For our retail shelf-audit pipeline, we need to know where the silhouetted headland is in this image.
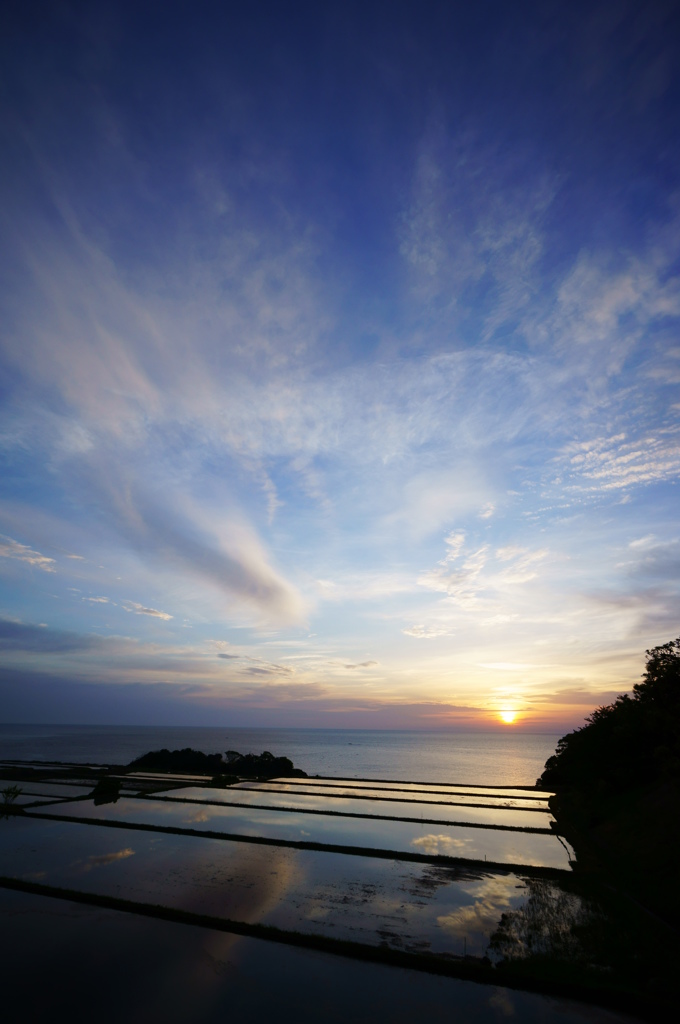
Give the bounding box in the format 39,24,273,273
538,637,680,921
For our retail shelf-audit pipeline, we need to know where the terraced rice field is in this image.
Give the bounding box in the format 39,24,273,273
1,764,634,1023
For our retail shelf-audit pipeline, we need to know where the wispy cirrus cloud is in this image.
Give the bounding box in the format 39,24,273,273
0,535,56,572
402,624,455,639
399,121,554,337
418,541,490,605
122,601,172,620
623,537,680,580
551,250,680,354
532,688,628,707
555,431,680,494
62,457,307,626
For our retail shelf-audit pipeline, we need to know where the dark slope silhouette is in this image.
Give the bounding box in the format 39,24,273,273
538,638,680,919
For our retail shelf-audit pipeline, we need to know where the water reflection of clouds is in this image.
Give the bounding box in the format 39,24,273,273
488,990,516,1017
79,848,135,872
305,905,331,920
438,902,493,934
40,797,571,868
269,780,553,802
468,874,521,907
197,787,552,828
436,874,521,943
242,781,551,810
411,834,470,855
186,809,212,824
1,816,551,963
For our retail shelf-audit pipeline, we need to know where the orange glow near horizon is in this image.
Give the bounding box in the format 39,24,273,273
499,709,518,724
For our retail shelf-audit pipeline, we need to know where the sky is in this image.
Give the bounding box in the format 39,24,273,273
1,0,679,731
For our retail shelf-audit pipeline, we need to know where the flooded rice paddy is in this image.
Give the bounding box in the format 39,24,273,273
2,767,638,1022
157,786,554,829
0,885,636,1024
4,782,98,799
216,781,552,810
0,813,549,957
37,793,572,868
285,778,551,799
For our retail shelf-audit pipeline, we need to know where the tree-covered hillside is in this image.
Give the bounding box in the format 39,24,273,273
539,638,680,793
539,638,680,921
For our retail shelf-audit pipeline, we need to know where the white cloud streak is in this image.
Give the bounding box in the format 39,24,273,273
0,535,56,572
122,602,173,620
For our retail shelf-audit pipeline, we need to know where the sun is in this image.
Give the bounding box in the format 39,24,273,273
499,709,517,724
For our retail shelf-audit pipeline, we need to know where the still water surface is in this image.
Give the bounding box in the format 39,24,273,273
0,725,560,785
275,779,551,799
0,750,638,1022
39,795,572,868
0,885,636,1024
0,814,556,957
167,786,555,830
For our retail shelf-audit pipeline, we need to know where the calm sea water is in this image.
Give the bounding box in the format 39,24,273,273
0,726,560,786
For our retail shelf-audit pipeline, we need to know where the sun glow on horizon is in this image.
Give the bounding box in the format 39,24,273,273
499,709,518,724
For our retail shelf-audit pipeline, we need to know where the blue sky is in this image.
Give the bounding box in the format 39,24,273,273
1,0,679,729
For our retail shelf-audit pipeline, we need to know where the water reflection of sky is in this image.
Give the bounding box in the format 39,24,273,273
0,886,635,1024
435,873,525,956
3,793,67,806
0,816,552,959
35,796,571,868
220,782,550,809
170,787,553,828
3,783,95,799
274,778,553,799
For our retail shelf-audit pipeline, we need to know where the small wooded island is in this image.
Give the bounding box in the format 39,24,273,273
83,749,307,804
127,747,308,780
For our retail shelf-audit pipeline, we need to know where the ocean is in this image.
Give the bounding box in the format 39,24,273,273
0,725,560,786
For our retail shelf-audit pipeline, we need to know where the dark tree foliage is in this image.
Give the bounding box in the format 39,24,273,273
489,879,599,963
225,750,307,778
128,747,226,774
127,747,307,778
0,784,24,818
91,776,122,805
539,638,680,792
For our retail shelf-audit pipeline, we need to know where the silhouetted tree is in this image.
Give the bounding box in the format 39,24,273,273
127,747,307,778
539,638,680,793
92,776,121,805
489,879,598,963
128,747,226,774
